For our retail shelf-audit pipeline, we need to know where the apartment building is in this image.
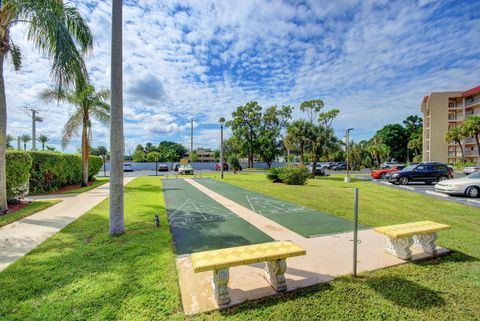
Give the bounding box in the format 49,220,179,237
421,85,480,164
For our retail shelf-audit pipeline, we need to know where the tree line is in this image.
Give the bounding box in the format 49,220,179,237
225,100,426,173
131,141,188,162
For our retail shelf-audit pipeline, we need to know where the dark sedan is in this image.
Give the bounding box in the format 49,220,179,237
157,163,169,172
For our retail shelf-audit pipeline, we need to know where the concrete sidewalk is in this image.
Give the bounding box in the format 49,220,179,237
0,177,135,272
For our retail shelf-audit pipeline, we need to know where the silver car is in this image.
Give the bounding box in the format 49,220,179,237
463,165,480,175
435,171,480,198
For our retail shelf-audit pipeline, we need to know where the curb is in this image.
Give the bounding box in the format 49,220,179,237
425,190,449,198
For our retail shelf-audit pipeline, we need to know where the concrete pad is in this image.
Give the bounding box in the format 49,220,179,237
0,177,135,271
178,230,450,315
179,179,451,315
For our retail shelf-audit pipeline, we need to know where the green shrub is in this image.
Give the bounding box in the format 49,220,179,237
267,167,282,182
267,165,310,185
28,152,103,194
227,155,242,171
6,151,32,203
278,165,310,185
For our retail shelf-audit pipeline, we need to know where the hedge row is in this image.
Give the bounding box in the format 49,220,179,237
6,151,32,202
6,151,103,200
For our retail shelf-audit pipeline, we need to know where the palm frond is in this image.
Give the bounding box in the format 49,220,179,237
61,109,82,149
15,0,93,88
9,39,22,71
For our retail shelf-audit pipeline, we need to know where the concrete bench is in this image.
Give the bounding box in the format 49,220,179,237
374,221,450,260
190,241,306,306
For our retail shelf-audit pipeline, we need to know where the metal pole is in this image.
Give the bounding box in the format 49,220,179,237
220,124,224,179
353,188,359,277
190,118,193,161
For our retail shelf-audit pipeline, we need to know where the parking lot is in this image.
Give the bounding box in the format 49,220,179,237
367,174,480,208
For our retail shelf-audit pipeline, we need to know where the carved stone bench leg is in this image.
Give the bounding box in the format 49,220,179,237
386,237,413,260
212,268,230,306
413,232,438,255
265,259,287,292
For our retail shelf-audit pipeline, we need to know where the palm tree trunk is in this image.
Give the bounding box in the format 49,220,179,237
81,122,89,187
42,143,45,150
457,141,465,164
475,134,480,164
109,0,124,236
0,54,8,213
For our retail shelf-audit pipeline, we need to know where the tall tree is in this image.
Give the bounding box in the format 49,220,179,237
257,105,292,168
445,127,466,164
19,133,30,150
227,101,262,168
41,84,110,187
374,124,408,162
300,99,324,123
0,0,92,212
110,0,124,236
37,134,49,150
285,120,311,164
462,116,480,163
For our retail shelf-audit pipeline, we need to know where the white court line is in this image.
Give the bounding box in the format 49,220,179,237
169,199,191,219
245,195,257,212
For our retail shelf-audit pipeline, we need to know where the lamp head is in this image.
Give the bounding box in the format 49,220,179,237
219,117,225,124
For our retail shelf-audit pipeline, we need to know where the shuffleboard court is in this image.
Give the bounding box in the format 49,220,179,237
195,178,367,238
162,179,273,255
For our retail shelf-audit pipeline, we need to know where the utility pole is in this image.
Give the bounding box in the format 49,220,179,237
27,108,43,150
345,128,354,183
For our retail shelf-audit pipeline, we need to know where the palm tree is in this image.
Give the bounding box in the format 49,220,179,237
445,127,466,164
0,1,92,212
285,120,312,164
19,133,30,150
37,134,49,150
462,116,480,163
6,133,13,148
41,84,110,187
110,0,125,236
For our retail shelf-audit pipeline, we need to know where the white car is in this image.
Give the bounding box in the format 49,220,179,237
123,163,134,172
435,172,480,198
178,164,194,175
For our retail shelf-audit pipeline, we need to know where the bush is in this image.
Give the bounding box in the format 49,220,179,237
6,151,32,203
267,167,281,183
227,155,242,171
278,165,310,185
28,152,103,194
267,165,310,185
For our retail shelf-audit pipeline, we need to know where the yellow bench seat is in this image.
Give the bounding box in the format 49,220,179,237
374,221,450,239
191,241,306,273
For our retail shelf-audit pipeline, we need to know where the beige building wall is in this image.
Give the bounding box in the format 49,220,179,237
421,87,480,164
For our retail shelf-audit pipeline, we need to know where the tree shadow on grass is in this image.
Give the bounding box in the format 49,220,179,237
366,275,445,309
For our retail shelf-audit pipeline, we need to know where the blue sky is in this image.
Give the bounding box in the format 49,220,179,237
5,0,480,153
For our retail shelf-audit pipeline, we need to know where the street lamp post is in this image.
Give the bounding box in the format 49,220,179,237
219,117,225,179
345,128,354,183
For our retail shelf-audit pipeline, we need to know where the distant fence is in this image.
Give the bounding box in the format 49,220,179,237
102,161,287,171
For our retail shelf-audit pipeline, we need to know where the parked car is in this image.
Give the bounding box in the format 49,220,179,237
463,165,480,175
332,162,347,171
178,164,194,175
387,162,453,185
307,165,326,176
435,171,480,198
157,163,169,172
215,162,229,171
380,162,401,169
172,163,180,171
123,163,134,172
371,165,406,179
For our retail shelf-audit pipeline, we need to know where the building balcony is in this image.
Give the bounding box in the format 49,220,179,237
448,102,462,109
465,150,479,157
464,137,477,144
465,97,480,107
448,114,463,121
448,151,463,157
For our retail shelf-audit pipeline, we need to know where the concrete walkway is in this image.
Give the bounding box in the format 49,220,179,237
0,177,135,272
178,179,450,315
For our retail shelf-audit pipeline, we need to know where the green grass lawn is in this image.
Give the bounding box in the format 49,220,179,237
61,177,110,194
0,200,61,228
1,174,479,320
